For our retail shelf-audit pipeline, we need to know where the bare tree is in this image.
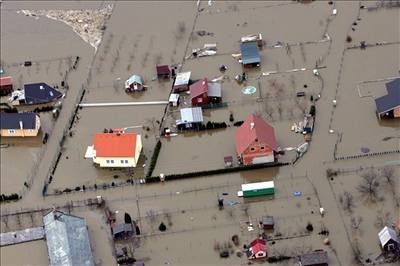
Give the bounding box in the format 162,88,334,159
339,191,354,213
375,209,392,228
358,169,380,201
350,216,363,230
381,166,395,185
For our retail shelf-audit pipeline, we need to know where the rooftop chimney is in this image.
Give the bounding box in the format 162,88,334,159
250,122,255,130
40,85,44,90
19,121,23,130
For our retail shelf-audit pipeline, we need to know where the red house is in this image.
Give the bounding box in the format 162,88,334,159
190,78,209,106
247,239,267,259
0,76,13,96
236,114,277,165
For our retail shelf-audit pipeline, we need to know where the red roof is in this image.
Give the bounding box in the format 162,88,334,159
236,113,277,155
190,78,208,99
156,65,170,75
0,76,12,86
93,133,138,157
250,239,266,254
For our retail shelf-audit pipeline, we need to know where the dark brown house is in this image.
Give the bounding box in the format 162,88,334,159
156,65,171,79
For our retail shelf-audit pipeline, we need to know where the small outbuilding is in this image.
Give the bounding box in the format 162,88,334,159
247,239,267,259
260,216,274,230
176,107,203,130
173,71,191,92
125,74,144,92
378,226,399,252
169,93,180,107
190,78,209,106
111,223,134,240
375,78,400,119
156,65,171,80
299,250,328,266
0,76,13,96
208,82,222,103
240,41,260,67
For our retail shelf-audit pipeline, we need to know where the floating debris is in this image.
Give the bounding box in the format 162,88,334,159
241,86,257,95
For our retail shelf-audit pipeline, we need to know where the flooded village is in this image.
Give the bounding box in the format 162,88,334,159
0,0,399,265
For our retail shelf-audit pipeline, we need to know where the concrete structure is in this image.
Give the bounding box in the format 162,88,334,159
378,226,399,252
125,74,144,92
43,210,94,266
0,112,41,137
375,78,400,119
9,83,62,106
240,41,260,67
247,239,267,259
190,78,209,106
239,181,275,198
173,71,191,92
85,132,142,168
0,76,13,96
236,113,277,165
299,250,328,266
176,107,203,129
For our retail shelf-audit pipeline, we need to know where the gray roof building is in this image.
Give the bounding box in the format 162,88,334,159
0,112,37,130
43,211,94,266
240,42,260,66
208,82,222,98
375,78,400,115
299,250,328,266
177,107,203,124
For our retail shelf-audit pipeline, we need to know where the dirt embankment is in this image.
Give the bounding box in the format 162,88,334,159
19,5,113,51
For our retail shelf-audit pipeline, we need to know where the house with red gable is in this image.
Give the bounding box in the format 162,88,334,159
236,113,277,165
247,239,267,259
85,132,142,168
190,78,209,106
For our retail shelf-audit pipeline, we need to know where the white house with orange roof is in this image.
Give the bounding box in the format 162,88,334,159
85,132,142,168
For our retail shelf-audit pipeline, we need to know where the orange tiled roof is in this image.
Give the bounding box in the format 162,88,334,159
93,133,138,157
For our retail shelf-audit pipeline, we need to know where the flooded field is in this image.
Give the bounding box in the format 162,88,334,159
1,1,399,266
0,240,49,266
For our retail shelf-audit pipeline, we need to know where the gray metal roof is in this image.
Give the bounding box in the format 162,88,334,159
208,82,222,98
43,211,94,266
112,223,133,235
0,112,37,129
180,107,203,123
240,42,260,65
375,78,400,114
378,226,399,247
300,251,328,266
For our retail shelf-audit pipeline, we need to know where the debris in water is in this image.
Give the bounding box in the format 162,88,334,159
241,86,257,95
360,147,370,153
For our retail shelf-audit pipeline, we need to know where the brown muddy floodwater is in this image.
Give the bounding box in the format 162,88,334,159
0,240,49,266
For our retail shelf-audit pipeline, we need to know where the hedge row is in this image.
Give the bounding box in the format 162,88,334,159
145,162,290,183
335,149,400,161
0,193,20,202
146,140,162,177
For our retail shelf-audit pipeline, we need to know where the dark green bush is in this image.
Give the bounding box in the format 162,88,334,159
146,140,162,177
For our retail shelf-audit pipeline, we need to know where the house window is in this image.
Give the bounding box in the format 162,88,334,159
8,129,15,134
261,146,265,150
111,160,114,163
124,160,128,163
106,160,110,163
120,160,124,164
28,129,33,132
250,147,255,151
198,98,203,103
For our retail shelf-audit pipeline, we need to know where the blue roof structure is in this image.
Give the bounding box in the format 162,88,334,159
43,211,94,266
126,74,143,86
375,78,400,114
24,83,62,105
240,42,260,65
0,112,37,129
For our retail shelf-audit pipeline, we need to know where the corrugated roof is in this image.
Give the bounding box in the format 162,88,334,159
126,74,143,86
43,211,94,266
0,112,37,129
208,82,222,98
0,76,12,86
300,251,328,266
236,113,277,155
190,78,208,99
378,226,399,247
93,133,139,157
240,42,260,65
24,83,62,105
156,65,170,75
112,223,133,235
375,78,400,114
174,72,191,87
180,107,203,123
